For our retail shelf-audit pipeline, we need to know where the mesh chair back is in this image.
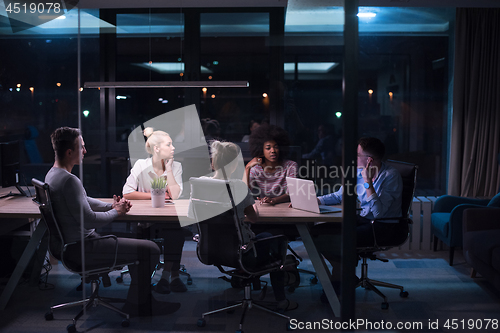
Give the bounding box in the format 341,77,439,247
189,177,244,268
385,160,418,219
32,178,65,261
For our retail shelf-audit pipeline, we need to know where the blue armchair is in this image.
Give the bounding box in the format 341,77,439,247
431,193,500,265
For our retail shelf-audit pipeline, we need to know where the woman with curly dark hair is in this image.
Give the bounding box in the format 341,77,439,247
244,124,298,205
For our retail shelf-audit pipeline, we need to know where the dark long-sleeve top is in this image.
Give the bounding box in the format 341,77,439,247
45,167,118,243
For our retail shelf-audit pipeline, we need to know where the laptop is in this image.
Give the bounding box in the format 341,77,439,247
286,177,342,214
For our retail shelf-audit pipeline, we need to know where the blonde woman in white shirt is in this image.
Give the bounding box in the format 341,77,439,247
123,127,188,294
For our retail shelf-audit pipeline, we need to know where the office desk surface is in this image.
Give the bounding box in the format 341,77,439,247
0,196,342,223
1,194,342,315
88,199,343,224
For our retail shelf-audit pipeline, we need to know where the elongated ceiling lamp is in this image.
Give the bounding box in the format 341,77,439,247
84,81,249,88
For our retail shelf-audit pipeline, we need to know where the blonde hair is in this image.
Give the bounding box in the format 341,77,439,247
143,127,170,155
210,140,240,172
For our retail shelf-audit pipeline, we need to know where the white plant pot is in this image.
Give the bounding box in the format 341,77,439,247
151,188,166,208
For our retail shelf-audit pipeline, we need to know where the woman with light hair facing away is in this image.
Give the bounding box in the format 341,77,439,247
188,140,298,311
123,127,189,294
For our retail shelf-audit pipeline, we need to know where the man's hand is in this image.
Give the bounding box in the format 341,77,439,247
361,159,374,183
112,195,121,209
113,201,128,216
113,197,132,215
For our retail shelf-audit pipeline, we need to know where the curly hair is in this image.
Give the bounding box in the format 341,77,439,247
249,124,290,162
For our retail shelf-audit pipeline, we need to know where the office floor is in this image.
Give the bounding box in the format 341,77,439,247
1,241,500,333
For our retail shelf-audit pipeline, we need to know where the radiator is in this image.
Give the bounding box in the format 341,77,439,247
397,196,439,251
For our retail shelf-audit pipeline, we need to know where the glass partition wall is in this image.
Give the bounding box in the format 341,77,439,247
0,5,452,196
0,2,454,329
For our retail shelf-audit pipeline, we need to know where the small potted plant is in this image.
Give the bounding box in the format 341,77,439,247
150,177,167,208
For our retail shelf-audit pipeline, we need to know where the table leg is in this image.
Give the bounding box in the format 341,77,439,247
0,220,47,310
296,223,340,316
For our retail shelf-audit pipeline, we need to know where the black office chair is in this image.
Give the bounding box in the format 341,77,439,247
356,160,417,309
32,179,133,333
189,177,293,333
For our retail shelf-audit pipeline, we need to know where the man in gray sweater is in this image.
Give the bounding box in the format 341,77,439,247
45,127,179,316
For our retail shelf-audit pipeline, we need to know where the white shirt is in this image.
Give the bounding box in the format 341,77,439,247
122,157,183,196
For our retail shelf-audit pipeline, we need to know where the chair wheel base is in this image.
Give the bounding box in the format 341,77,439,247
381,302,389,310
121,319,130,327
67,323,76,333
197,318,206,327
45,312,54,321
400,291,409,298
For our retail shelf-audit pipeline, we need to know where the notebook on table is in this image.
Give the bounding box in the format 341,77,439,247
286,177,342,214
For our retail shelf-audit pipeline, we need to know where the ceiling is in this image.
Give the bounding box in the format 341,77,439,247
0,0,498,36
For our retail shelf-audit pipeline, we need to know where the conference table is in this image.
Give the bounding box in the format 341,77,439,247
0,191,342,315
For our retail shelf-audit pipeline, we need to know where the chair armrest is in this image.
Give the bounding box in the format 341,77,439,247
447,204,489,244
239,234,289,276
62,235,122,272
433,195,489,213
366,217,412,248
372,217,413,224
463,207,500,232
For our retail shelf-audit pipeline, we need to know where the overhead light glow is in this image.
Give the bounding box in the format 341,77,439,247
262,93,268,98
368,89,374,94
116,95,127,100
335,112,342,118
284,62,338,74
202,87,207,92
56,83,61,87
83,110,90,117
162,100,169,104
16,88,20,92
158,98,163,101
358,12,377,18
133,62,212,74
